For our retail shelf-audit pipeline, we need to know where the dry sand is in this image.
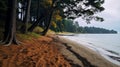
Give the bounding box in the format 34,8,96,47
53,36,120,67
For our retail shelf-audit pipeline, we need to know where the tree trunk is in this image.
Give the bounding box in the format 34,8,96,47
28,16,46,32
41,10,54,36
37,0,40,20
22,0,31,33
21,0,25,21
2,0,18,46
20,0,23,21
28,4,55,33
28,0,46,32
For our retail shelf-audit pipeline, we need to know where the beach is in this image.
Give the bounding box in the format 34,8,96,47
0,35,120,67
52,35,120,67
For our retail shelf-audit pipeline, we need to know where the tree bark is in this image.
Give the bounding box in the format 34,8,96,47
37,0,40,20
28,1,56,34
22,0,31,33
28,16,46,32
2,0,18,46
41,10,54,36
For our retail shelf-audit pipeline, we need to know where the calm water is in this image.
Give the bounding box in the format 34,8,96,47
62,34,120,65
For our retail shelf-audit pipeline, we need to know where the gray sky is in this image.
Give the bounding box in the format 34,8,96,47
74,0,120,32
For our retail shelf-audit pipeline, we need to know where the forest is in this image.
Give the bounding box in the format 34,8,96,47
0,0,105,45
50,19,117,33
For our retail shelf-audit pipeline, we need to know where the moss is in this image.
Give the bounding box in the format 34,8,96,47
33,26,43,33
27,32,40,38
17,32,41,40
47,29,55,35
33,26,55,35
17,33,32,40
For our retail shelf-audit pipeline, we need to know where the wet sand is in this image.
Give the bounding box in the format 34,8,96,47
52,36,120,67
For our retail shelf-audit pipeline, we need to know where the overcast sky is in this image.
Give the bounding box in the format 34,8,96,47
74,0,120,32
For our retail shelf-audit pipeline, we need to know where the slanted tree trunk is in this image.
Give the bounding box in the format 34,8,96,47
40,0,59,35
28,0,57,34
28,7,47,32
22,0,31,33
41,10,54,36
28,16,46,32
2,0,18,46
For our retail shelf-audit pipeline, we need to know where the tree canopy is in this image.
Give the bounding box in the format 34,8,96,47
0,0,105,45
50,19,117,33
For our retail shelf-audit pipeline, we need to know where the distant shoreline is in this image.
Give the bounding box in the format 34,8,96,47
56,33,118,35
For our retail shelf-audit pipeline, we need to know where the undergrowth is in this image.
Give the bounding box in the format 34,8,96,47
17,32,41,40
0,21,55,41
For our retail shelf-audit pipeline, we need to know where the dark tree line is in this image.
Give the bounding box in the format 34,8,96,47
52,19,117,33
0,0,105,45
78,26,117,33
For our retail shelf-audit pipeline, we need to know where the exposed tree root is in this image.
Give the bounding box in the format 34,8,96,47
0,40,3,43
0,39,20,46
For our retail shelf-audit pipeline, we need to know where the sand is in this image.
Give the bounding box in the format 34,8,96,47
0,35,120,67
52,36,120,67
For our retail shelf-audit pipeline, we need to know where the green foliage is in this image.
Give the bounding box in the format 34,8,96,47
57,0,105,22
30,0,105,25
28,0,105,35
50,19,77,33
81,26,117,33
50,19,117,34
0,0,106,42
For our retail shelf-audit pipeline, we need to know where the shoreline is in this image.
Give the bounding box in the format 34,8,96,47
0,34,119,67
53,36,120,67
59,35,120,66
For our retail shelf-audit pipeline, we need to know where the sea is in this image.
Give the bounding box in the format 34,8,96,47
61,34,120,66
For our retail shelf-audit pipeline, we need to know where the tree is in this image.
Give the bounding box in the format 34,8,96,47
1,0,18,46
28,0,49,32
28,0,105,35
41,8,54,35
28,0,56,35
0,0,7,20
21,0,31,33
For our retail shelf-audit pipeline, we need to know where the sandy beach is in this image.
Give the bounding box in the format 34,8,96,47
0,35,120,67
52,36,120,67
